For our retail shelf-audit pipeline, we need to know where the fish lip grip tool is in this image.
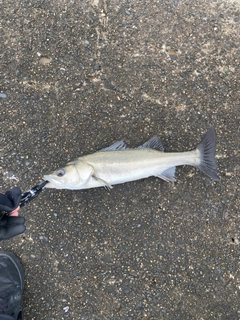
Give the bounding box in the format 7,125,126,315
19,180,49,208
0,180,49,220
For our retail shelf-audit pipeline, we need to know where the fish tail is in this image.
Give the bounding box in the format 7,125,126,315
196,127,219,181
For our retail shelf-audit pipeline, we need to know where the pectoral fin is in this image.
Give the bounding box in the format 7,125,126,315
92,174,113,190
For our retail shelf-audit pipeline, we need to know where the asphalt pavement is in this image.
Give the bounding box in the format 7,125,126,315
1,0,240,319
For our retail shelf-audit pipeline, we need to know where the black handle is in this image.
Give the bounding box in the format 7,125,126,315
0,181,48,220
19,180,49,208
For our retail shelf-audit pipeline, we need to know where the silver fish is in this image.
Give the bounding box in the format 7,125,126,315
43,127,219,190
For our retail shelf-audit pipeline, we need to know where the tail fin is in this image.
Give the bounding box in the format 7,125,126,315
196,127,219,181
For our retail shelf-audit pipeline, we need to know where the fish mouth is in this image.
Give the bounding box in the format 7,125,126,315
43,175,62,188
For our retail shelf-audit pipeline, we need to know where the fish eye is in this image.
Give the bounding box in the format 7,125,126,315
57,169,65,177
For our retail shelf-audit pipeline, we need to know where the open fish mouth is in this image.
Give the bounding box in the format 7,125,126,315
43,175,62,187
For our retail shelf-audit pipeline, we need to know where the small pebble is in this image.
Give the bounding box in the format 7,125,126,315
63,306,69,313
93,64,101,71
39,57,52,65
0,93,7,99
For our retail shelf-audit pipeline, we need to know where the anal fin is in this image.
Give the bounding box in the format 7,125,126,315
156,167,176,182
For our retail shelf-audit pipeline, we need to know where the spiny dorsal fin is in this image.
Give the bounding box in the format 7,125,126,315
99,139,128,151
138,136,164,151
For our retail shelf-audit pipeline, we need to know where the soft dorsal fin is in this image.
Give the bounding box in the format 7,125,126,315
99,139,128,151
138,136,164,151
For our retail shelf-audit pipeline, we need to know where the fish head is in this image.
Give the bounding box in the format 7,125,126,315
43,160,94,190
43,163,81,189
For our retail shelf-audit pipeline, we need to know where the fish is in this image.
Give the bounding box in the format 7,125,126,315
43,127,219,190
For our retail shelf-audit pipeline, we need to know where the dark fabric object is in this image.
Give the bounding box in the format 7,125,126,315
0,251,24,319
0,216,26,241
0,188,26,241
0,314,16,319
0,188,22,213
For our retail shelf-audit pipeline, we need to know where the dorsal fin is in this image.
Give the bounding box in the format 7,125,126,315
99,139,128,151
138,136,164,151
